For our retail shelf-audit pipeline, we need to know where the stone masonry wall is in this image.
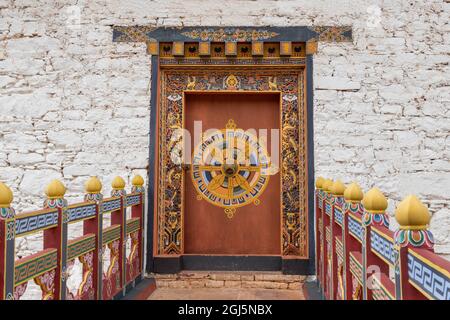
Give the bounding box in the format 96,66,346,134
0,0,449,295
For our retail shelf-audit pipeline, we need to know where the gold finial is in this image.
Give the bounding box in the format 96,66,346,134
344,182,364,203
362,187,387,213
132,175,144,187
315,177,325,189
85,176,102,194
111,176,126,190
0,182,13,208
225,119,237,130
395,195,431,230
45,179,66,199
322,179,333,192
330,180,346,196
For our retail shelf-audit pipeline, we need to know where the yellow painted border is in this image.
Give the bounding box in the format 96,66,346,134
102,197,122,214
408,248,450,280
14,249,58,286
325,200,332,216
15,224,58,238
370,227,395,267
348,212,362,223
335,236,343,258
407,248,450,300
349,252,363,285
408,280,434,300
125,193,143,207
348,212,363,244
14,208,58,219
371,275,395,300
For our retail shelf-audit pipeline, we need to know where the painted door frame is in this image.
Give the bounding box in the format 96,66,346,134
110,25,353,275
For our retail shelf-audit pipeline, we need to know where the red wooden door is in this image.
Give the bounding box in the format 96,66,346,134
183,92,281,255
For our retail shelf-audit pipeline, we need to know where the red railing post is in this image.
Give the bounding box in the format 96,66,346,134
131,175,145,282
342,182,364,300
321,179,333,299
84,176,104,299
329,180,346,299
394,195,434,300
315,177,324,290
111,176,127,296
361,188,389,300
43,179,68,300
0,182,15,300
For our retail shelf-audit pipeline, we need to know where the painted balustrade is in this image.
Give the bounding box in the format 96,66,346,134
0,174,145,300
315,177,450,300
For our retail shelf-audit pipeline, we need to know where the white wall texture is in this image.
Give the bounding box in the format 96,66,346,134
0,0,449,297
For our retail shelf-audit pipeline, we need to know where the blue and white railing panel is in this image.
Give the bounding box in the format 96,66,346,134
407,249,450,300
348,214,363,242
370,229,395,265
317,190,323,209
15,210,59,236
67,204,97,223
334,206,343,226
125,194,141,207
325,202,331,217
102,198,121,213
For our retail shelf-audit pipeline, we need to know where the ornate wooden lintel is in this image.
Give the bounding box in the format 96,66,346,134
113,26,352,56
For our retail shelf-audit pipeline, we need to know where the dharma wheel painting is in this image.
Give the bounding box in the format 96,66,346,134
191,119,272,219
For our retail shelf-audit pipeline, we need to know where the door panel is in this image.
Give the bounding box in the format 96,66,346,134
184,92,280,255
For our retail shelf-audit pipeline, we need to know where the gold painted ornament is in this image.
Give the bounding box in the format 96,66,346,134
191,119,271,218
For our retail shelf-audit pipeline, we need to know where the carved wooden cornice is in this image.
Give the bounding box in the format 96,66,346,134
111,26,352,57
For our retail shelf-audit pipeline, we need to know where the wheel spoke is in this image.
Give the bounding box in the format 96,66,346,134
207,174,225,191
235,174,252,192
228,177,234,198
199,165,222,171
239,165,261,172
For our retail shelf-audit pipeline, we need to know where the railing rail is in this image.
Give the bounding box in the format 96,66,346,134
0,174,145,300
315,177,450,300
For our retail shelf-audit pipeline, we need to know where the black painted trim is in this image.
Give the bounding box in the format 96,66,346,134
113,26,317,43
306,54,316,275
146,55,158,274
113,26,353,44
153,255,313,274
145,26,316,42
282,258,311,275
183,255,282,272
154,256,182,274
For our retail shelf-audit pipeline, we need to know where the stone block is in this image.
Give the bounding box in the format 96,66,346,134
189,280,206,288
205,280,224,288
210,273,241,281
241,275,255,281
316,76,361,91
288,282,303,290
224,280,241,288
167,280,190,288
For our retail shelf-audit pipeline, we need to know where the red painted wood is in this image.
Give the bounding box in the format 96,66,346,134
43,207,63,299
330,197,343,299
130,195,144,281
83,202,101,299
364,224,390,300
322,196,330,299
344,207,362,300
111,199,125,297
314,191,321,287
0,220,6,299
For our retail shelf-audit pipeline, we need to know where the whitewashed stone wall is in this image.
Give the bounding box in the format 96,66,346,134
0,0,449,297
